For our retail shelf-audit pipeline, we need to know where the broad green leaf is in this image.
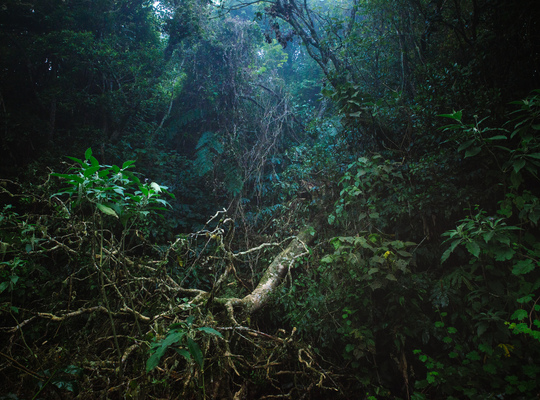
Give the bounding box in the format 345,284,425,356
494,145,512,152
485,135,507,141
0,281,9,294
89,156,99,167
197,327,223,338
145,331,185,373
526,153,540,160
83,165,100,178
493,247,515,261
458,139,475,152
512,259,535,275
162,331,185,347
477,322,488,337
441,239,461,263
174,348,191,361
439,110,462,121
187,338,204,369
466,351,481,361
320,255,334,263
511,309,528,321
482,231,495,243
386,273,397,281
517,294,533,304
96,203,118,218
464,146,482,158
513,158,526,172
65,156,84,165
465,241,481,258
122,160,136,169
146,349,164,372
84,148,93,160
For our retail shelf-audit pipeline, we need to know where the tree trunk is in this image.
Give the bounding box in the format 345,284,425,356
211,226,316,323
240,226,315,313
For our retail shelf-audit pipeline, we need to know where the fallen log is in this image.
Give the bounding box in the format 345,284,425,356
214,225,316,323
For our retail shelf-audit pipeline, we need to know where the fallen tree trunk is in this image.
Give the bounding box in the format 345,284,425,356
212,225,317,323
239,226,315,313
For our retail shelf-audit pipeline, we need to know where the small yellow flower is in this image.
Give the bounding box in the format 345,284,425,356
383,251,392,259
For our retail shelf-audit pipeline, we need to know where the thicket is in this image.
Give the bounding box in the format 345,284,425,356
1,0,540,399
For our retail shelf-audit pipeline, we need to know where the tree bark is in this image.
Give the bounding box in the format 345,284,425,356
240,226,315,313
213,225,316,322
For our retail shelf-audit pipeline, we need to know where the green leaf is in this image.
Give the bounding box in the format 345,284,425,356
511,309,528,321
526,153,540,160
464,146,482,158
0,281,9,294
477,322,488,337
89,156,99,167
466,351,481,361
122,160,136,169
84,148,93,160
439,110,462,121
513,158,526,172
174,348,191,361
517,294,533,304
197,327,223,338
163,331,185,347
512,259,535,275
83,165,100,178
65,156,84,165
441,239,461,263
320,255,334,263
96,203,118,218
465,241,481,258
187,338,204,369
485,135,507,141
146,331,184,372
146,349,163,372
458,139,475,152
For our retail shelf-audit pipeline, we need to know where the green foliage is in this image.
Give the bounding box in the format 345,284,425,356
0,205,49,304
52,148,173,227
194,132,224,177
146,315,222,372
441,207,520,264
329,155,406,233
278,231,420,393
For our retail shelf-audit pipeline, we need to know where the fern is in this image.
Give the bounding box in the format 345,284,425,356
223,163,243,195
194,131,223,177
162,108,204,140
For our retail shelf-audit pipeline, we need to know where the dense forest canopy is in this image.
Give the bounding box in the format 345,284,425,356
1,0,540,398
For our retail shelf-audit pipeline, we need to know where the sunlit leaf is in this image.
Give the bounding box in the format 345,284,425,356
96,203,118,218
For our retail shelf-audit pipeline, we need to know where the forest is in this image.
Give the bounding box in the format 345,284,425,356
1,0,540,398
